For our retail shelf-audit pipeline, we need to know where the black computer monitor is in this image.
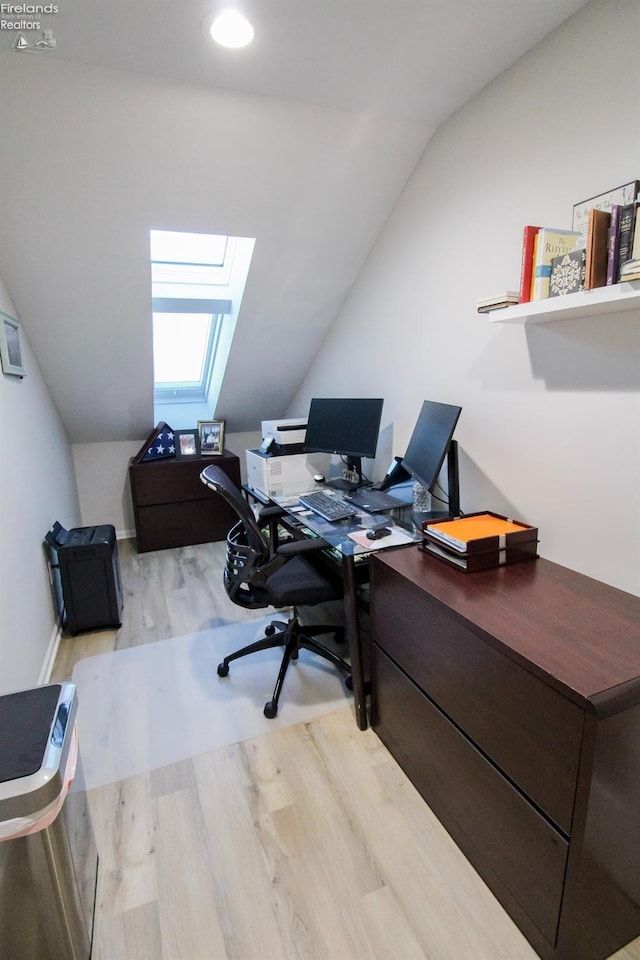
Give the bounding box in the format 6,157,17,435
402,400,462,512
304,397,384,489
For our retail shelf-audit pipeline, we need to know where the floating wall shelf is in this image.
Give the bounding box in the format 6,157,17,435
488,280,640,324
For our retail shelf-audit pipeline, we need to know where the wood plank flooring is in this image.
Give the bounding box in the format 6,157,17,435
51,539,640,960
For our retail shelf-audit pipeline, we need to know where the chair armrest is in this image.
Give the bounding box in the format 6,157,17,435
258,504,286,521
257,504,287,549
249,535,331,587
276,537,330,557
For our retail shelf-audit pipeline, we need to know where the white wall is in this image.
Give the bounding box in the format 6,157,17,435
72,440,142,537
0,276,81,694
72,430,261,535
291,0,640,595
0,51,430,443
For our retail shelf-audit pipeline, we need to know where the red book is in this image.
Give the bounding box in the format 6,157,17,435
518,225,541,303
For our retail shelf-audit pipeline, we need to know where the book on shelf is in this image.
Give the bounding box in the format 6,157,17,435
585,208,611,289
529,232,540,299
549,249,586,297
476,291,519,313
422,512,538,555
606,204,623,285
631,205,640,261
572,180,640,246
616,203,638,281
620,257,640,274
531,228,581,300
619,258,640,282
518,225,541,303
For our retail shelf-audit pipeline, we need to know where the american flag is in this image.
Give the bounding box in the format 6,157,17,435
141,424,176,461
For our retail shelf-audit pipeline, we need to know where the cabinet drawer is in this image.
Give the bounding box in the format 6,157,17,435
373,645,567,949
130,456,240,507
135,499,236,552
372,565,583,835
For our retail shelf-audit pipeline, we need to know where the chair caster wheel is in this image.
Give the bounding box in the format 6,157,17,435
264,701,277,719
217,662,229,677
345,676,353,691
265,624,276,636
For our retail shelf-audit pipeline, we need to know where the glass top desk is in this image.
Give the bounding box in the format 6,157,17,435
243,483,452,730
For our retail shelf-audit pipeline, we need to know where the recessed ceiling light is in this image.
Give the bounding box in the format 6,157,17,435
209,10,254,49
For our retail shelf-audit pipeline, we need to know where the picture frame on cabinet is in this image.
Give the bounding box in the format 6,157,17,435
175,429,201,459
198,419,225,456
0,311,26,377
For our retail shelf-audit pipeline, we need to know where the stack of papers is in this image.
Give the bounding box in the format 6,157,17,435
422,511,538,572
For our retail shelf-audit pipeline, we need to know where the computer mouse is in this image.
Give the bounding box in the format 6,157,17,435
366,526,391,540
313,474,325,483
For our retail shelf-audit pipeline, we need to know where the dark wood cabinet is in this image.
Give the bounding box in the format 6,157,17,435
370,548,640,960
129,451,240,552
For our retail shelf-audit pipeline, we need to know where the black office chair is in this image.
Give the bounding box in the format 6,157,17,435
200,465,352,718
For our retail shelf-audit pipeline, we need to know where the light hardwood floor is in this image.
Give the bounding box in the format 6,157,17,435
52,539,640,960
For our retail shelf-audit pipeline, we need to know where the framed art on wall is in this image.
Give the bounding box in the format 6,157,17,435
0,311,26,377
198,420,225,456
572,180,639,245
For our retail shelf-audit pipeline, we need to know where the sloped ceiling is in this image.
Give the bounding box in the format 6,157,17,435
0,0,590,440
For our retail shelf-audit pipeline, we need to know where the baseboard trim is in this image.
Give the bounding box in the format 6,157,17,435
39,619,63,685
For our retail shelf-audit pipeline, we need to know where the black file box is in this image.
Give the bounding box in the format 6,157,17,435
45,522,123,634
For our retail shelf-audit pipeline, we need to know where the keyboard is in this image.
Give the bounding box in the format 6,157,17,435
298,491,359,522
345,488,410,513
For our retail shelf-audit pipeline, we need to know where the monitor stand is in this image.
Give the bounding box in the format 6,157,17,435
326,476,360,492
325,456,364,492
407,440,461,520
446,440,460,517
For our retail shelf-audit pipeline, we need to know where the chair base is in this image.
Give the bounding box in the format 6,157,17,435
217,614,352,718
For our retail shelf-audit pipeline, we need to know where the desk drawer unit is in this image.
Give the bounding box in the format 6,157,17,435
129,452,240,552
373,571,583,835
374,645,568,945
370,549,640,960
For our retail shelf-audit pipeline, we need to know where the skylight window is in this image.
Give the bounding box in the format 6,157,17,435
151,231,228,267
152,310,222,400
154,312,211,383
149,229,255,416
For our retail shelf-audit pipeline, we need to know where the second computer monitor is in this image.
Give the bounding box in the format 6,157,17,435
304,397,384,488
402,400,462,493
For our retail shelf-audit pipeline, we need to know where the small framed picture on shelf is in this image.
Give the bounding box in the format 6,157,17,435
198,419,225,456
0,311,26,377
175,429,201,459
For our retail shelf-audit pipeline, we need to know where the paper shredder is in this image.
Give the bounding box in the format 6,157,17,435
0,682,98,959
45,522,123,634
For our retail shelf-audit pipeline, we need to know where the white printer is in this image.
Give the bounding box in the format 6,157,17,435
245,448,329,499
260,418,307,454
247,416,330,498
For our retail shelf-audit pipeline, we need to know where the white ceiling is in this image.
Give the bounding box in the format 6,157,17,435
0,0,592,442
18,0,590,124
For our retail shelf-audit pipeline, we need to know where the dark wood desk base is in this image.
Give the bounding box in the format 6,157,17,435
129,451,240,552
370,548,640,960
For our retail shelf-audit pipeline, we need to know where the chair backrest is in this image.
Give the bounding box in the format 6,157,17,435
200,465,272,608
